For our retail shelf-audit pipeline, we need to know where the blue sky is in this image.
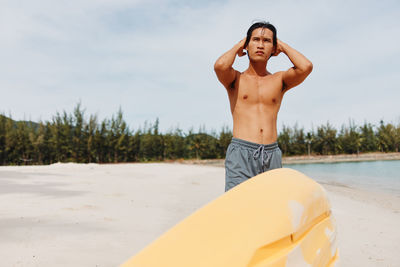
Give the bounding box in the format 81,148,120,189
1,0,399,132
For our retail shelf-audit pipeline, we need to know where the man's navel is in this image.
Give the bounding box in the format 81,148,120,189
243,95,248,100
260,128,263,133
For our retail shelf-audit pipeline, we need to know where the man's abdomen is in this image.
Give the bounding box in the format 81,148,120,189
232,109,278,144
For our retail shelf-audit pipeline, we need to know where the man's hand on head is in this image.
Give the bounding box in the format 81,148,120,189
272,39,284,57
237,38,247,57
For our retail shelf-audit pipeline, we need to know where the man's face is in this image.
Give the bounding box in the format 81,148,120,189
246,27,275,62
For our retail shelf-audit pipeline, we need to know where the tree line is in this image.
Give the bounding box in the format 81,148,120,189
0,104,399,165
277,120,399,156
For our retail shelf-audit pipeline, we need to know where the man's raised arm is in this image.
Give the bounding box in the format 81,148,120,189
214,38,246,89
274,40,313,91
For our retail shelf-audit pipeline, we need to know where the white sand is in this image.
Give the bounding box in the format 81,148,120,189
0,163,399,267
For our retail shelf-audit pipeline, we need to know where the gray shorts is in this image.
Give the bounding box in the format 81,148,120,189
225,137,282,191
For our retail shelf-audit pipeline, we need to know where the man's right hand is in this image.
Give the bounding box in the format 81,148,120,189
237,38,247,57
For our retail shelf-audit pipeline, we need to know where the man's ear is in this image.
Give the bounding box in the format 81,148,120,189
269,47,276,59
271,45,278,57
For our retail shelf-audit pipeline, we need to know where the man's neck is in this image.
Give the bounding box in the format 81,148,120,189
246,60,269,77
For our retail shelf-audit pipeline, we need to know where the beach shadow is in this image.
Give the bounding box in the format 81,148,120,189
0,178,87,198
0,216,107,243
0,170,63,179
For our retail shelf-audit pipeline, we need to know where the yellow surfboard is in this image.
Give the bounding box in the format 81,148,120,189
121,168,338,267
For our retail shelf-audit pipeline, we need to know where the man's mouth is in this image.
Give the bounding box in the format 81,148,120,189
256,51,264,55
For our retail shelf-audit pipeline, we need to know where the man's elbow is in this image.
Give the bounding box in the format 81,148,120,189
297,62,313,77
213,61,221,72
214,60,228,72
304,61,313,74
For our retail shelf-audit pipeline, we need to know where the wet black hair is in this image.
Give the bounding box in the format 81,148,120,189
244,21,277,51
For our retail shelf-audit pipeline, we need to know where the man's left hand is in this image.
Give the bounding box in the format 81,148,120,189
272,39,284,57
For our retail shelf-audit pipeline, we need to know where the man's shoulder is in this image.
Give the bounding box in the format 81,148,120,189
270,71,285,78
265,71,285,85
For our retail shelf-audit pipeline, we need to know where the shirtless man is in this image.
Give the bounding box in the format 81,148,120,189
214,22,313,191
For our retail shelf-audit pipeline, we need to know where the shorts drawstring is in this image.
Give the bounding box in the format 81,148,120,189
253,145,269,172
225,138,281,191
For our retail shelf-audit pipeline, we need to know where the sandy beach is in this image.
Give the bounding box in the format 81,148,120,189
1,163,399,267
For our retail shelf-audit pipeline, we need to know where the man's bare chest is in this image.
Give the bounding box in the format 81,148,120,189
235,76,283,105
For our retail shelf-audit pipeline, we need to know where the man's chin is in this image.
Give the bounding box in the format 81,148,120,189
249,57,268,63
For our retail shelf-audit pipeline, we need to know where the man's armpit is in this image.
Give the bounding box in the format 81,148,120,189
227,71,239,90
281,80,287,92
280,71,289,92
229,78,236,90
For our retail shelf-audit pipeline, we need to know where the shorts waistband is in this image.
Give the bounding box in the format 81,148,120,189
231,137,278,150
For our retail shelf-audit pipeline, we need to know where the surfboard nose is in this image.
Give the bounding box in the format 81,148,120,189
121,168,339,267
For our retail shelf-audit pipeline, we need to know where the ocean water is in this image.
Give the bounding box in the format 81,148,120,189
284,160,400,195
